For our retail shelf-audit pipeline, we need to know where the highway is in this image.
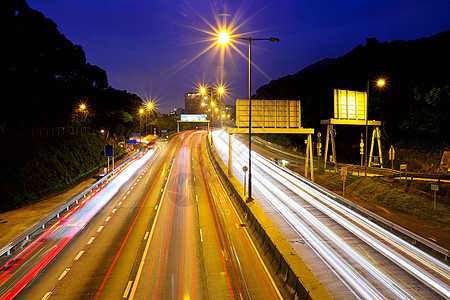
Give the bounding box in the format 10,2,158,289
213,130,450,300
1,131,281,299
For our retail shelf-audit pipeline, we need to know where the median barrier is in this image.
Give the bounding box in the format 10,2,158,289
207,141,331,300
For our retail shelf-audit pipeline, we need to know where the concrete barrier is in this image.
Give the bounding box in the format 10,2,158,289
207,142,332,299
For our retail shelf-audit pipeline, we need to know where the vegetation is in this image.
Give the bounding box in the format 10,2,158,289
255,31,450,161
5,0,146,140
0,134,125,212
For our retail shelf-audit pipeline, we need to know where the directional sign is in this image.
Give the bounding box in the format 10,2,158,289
389,146,395,160
127,140,137,145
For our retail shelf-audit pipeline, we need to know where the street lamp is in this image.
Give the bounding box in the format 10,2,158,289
365,78,386,177
139,108,144,140
221,32,279,202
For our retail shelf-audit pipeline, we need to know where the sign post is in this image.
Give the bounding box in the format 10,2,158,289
105,144,114,172
400,164,407,181
243,166,248,196
389,146,396,170
341,167,348,196
431,184,439,211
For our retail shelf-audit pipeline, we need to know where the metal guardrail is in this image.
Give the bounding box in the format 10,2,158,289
0,153,136,261
284,167,450,260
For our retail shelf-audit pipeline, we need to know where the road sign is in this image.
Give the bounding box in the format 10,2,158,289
389,146,395,160
127,140,137,145
400,164,407,170
105,145,114,157
431,184,439,191
243,166,248,172
131,133,141,137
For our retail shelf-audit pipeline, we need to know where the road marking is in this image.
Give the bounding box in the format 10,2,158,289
57,268,70,280
161,188,164,192
144,231,149,240
97,225,104,233
105,216,111,222
41,292,52,300
193,176,196,181
87,237,95,245
129,155,175,300
154,205,158,210
112,208,117,214
196,194,198,202
123,280,133,298
74,250,84,261
199,228,203,242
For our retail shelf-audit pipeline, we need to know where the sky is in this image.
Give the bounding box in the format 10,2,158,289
27,0,450,113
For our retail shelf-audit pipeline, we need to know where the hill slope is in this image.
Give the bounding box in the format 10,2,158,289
255,31,450,150
0,134,124,212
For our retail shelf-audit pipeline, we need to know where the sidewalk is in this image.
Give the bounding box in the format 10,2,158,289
0,150,137,250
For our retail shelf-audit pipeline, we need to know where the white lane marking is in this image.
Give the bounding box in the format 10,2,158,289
74,250,84,261
193,176,196,182
87,237,95,245
123,280,133,298
105,216,111,222
200,229,203,242
57,268,70,280
41,292,52,300
144,232,149,240
196,194,198,202
97,225,104,233
129,155,175,300
154,205,158,211
112,208,117,214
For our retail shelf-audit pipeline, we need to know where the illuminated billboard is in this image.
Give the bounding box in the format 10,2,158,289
180,114,207,121
334,89,366,121
236,99,301,129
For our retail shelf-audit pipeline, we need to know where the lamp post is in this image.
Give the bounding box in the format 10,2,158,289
233,35,279,202
364,78,385,177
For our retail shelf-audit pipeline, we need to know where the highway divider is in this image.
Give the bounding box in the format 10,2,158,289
207,141,332,300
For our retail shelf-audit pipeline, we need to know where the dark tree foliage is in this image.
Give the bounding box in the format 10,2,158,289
255,31,450,150
4,0,142,140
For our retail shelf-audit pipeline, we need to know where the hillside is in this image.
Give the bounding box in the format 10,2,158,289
0,134,125,212
5,0,142,140
255,31,450,153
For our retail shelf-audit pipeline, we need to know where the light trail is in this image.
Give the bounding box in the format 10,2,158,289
213,130,450,299
0,149,156,300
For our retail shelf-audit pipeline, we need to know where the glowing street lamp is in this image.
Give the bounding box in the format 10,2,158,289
220,32,279,202
365,77,386,177
79,104,86,110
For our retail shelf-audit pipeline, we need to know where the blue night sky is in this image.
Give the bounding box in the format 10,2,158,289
27,0,450,113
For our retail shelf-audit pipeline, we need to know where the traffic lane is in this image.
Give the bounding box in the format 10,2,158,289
215,131,447,299
13,144,169,299
196,133,282,299
95,138,182,300
130,131,207,299
1,149,156,300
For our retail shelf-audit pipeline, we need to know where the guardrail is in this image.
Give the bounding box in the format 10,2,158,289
0,153,137,261
284,167,450,260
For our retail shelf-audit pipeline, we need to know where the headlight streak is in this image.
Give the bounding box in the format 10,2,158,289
0,149,156,300
212,130,450,299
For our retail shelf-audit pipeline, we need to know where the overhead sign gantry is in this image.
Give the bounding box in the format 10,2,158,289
227,99,315,181
320,89,383,170
177,114,210,132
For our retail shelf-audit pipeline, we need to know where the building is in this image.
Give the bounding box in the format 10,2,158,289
184,92,204,114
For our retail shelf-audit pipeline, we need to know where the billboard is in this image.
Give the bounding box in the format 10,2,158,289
235,99,301,128
180,114,207,121
334,89,366,121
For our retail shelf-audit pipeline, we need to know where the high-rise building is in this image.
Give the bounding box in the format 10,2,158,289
184,92,204,114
